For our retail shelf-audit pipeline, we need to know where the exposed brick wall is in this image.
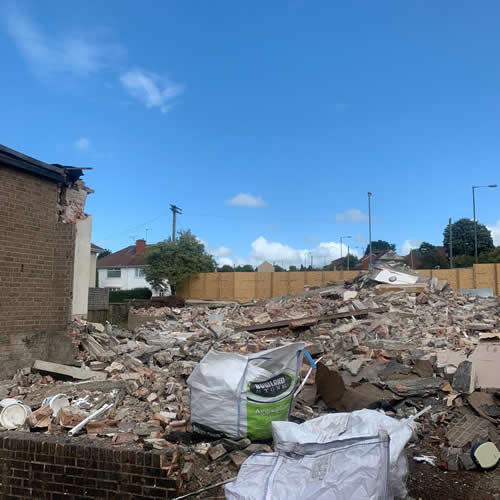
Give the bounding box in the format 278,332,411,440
0,432,177,499
0,166,75,377
88,288,109,309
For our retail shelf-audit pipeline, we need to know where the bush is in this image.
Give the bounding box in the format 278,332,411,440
109,287,152,303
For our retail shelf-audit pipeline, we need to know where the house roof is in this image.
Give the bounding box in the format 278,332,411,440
91,243,106,254
96,244,156,268
0,144,86,183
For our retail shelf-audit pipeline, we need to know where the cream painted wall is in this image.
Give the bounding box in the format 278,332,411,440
72,216,92,318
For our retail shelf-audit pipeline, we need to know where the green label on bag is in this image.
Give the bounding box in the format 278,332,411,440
246,395,293,440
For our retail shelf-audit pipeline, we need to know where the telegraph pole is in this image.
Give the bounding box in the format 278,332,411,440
368,192,373,269
448,218,453,269
170,204,182,241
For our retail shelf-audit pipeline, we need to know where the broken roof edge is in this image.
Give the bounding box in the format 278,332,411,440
0,144,89,183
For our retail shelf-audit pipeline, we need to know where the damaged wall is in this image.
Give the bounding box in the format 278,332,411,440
0,165,90,377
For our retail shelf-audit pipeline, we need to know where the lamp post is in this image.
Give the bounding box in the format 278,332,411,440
368,192,373,269
472,185,497,263
340,235,352,270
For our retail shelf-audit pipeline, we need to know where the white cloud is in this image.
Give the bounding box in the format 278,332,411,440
217,257,234,267
336,208,369,223
211,246,232,257
74,137,90,151
401,239,422,255
6,9,123,79
487,220,500,246
120,69,183,113
237,236,362,268
226,193,267,208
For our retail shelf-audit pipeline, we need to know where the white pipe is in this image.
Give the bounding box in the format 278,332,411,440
68,403,113,436
294,355,323,399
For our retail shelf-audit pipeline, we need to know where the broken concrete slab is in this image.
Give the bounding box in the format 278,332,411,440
452,361,475,394
32,360,107,381
446,415,490,448
386,377,445,397
208,443,227,461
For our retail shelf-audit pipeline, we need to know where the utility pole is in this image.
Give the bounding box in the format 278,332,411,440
170,204,182,241
340,236,351,270
472,185,496,263
347,244,350,271
368,192,373,269
448,218,453,269
145,228,151,242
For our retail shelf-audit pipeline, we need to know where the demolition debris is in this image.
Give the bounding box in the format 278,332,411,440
0,268,499,496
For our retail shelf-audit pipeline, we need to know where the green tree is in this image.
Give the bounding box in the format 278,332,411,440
416,242,448,269
97,249,111,259
235,265,254,272
364,240,396,256
479,247,500,263
289,265,298,272
443,218,494,257
274,265,285,272
145,230,216,294
454,255,475,268
218,264,234,272
341,254,359,269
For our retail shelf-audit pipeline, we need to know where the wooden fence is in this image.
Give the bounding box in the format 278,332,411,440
179,264,500,302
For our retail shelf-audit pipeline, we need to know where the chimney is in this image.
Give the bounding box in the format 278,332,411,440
136,239,146,254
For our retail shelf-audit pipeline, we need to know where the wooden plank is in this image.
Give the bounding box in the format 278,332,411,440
236,306,388,332
33,360,107,381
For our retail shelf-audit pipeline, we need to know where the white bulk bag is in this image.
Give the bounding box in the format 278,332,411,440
225,409,415,500
188,343,313,440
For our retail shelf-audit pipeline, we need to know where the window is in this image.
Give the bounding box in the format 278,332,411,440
107,268,121,278
135,267,145,278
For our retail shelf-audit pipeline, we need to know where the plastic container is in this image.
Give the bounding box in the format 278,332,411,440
0,402,32,429
42,394,70,417
0,398,24,408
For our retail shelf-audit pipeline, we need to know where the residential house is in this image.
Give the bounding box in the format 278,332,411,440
257,261,274,272
90,243,105,287
96,239,169,295
0,144,92,376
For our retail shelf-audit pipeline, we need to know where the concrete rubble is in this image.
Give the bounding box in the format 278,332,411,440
0,269,499,495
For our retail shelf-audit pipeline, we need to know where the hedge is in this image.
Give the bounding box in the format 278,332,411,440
109,287,152,303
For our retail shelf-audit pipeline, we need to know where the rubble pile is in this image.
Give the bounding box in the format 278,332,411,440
0,271,499,496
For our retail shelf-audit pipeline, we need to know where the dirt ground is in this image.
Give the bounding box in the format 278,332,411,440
408,459,500,499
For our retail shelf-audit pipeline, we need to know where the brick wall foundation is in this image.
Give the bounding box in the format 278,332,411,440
0,432,177,499
0,166,75,377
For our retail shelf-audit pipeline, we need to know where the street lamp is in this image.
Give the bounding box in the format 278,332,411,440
368,192,373,269
340,235,352,270
472,184,497,263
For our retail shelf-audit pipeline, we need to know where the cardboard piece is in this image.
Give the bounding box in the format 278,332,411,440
469,342,500,390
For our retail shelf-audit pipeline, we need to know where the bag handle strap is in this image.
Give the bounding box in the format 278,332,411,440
300,349,316,369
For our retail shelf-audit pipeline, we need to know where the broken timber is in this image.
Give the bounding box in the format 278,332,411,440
236,306,388,333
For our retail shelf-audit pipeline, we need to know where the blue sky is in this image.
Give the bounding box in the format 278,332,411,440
1,0,499,268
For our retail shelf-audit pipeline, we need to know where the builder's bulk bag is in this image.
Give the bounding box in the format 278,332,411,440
187,342,313,440
225,409,415,500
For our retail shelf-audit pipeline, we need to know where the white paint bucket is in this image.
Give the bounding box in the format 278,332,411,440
42,394,70,417
0,402,31,429
0,398,24,408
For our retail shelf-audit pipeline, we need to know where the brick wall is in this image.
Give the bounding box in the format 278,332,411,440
0,166,75,377
0,432,177,499
88,288,109,309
